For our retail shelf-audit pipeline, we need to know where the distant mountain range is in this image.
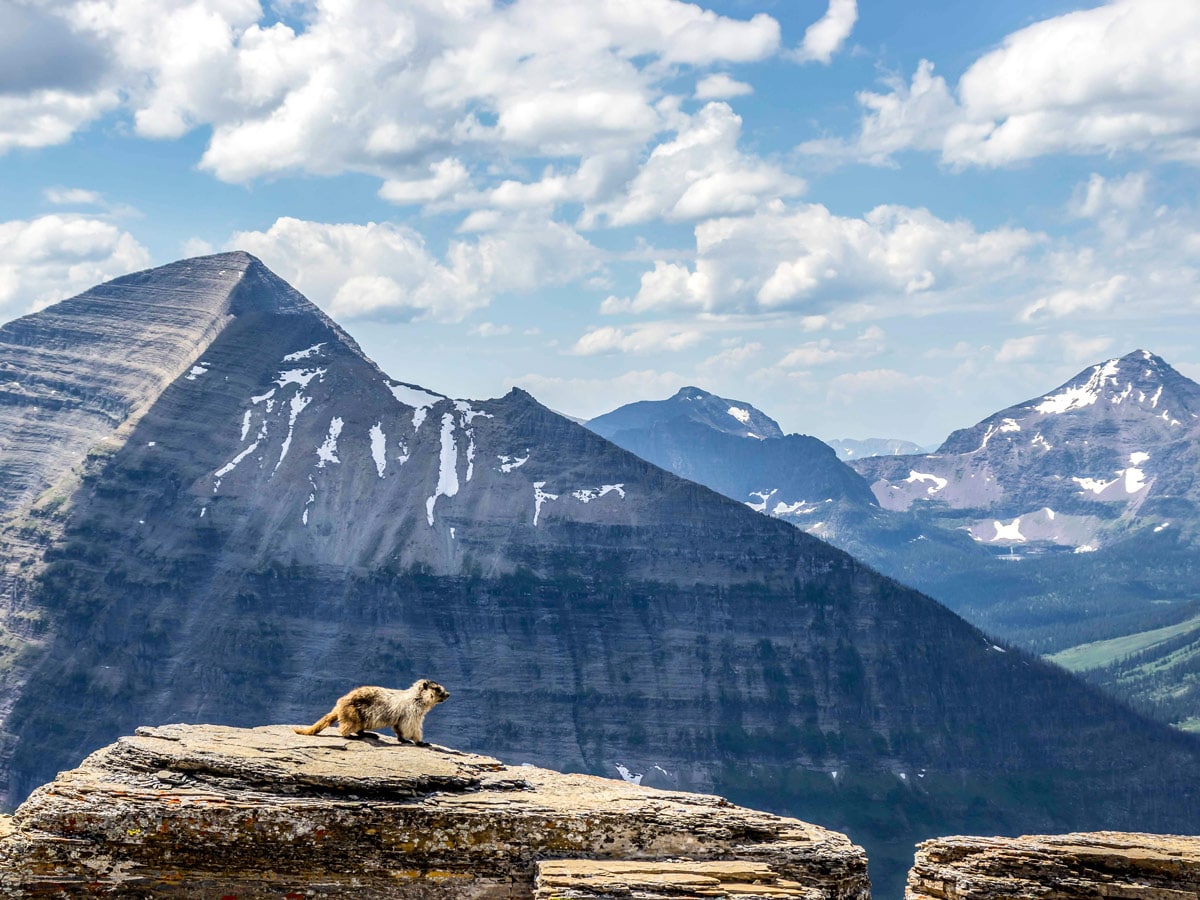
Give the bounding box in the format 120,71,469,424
588,352,1200,731
0,256,1198,897
827,438,930,460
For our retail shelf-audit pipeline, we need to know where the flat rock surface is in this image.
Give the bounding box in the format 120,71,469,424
907,832,1200,900
0,723,868,899
536,859,831,900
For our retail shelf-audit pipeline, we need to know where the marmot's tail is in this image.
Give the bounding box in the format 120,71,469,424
293,711,336,735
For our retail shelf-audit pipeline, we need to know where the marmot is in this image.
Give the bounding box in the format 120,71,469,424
294,679,449,744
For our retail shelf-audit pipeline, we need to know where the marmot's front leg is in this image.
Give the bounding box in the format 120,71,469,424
393,726,412,743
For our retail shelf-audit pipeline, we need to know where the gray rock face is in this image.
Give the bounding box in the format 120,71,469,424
0,723,869,899
1,258,1200,900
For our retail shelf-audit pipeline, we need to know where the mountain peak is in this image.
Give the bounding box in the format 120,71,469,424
591,387,784,440
1025,349,1196,419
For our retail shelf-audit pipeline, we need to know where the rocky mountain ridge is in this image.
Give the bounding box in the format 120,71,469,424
0,256,1198,898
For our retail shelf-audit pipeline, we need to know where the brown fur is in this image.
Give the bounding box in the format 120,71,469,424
293,679,449,743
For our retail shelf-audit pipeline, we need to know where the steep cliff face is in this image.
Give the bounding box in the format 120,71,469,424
0,723,870,899
1,257,1199,899
907,832,1200,900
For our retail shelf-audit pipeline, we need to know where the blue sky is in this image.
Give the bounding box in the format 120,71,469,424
2,0,1198,445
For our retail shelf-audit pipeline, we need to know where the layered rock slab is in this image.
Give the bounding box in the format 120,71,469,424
906,832,1200,900
0,723,869,899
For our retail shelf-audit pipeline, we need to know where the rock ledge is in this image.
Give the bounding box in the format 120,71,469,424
0,724,868,899
907,832,1200,900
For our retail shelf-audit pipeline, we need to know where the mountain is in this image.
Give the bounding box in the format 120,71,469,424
1,257,1199,898
848,351,1200,726
827,438,928,460
588,388,877,537
589,362,1200,732
589,386,786,441
854,351,1200,538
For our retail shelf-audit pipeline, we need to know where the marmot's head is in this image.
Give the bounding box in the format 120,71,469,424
416,679,450,706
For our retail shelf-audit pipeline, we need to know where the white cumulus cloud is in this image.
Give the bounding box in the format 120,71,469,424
227,215,600,322
809,0,1200,167
694,73,753,100
791,0,858,65
0,215,150,315
614,200,1040,316
572,323,704,355
582,102,804,227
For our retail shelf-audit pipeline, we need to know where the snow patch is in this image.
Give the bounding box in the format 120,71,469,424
391,383,442,429
240,410,253,442
370,423,387,477
498,452,529,473
1031,433,1052,451
1074,544,1097,553
773,500,819,516
1155,522,1171,533
905,470,948,494
746,489,777,512
614,764,642,785
1034,359,1120,414
275,393,312,471
185,364,209,381
1124,465,1148,493
727,406,751,424
315,417,344,468
1130,451,1150,465
533,481,558,526
1150,384,1163,408
572,484,626,503
992,517,1025,542
214,442,259,483
1073,475,1117,495
454,399,493,424
283,343,325,362
302,476,316,526
250,388,276,406
426,413,460,526
276,367,326,390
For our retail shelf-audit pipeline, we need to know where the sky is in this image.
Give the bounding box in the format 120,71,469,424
2,0,1198,446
